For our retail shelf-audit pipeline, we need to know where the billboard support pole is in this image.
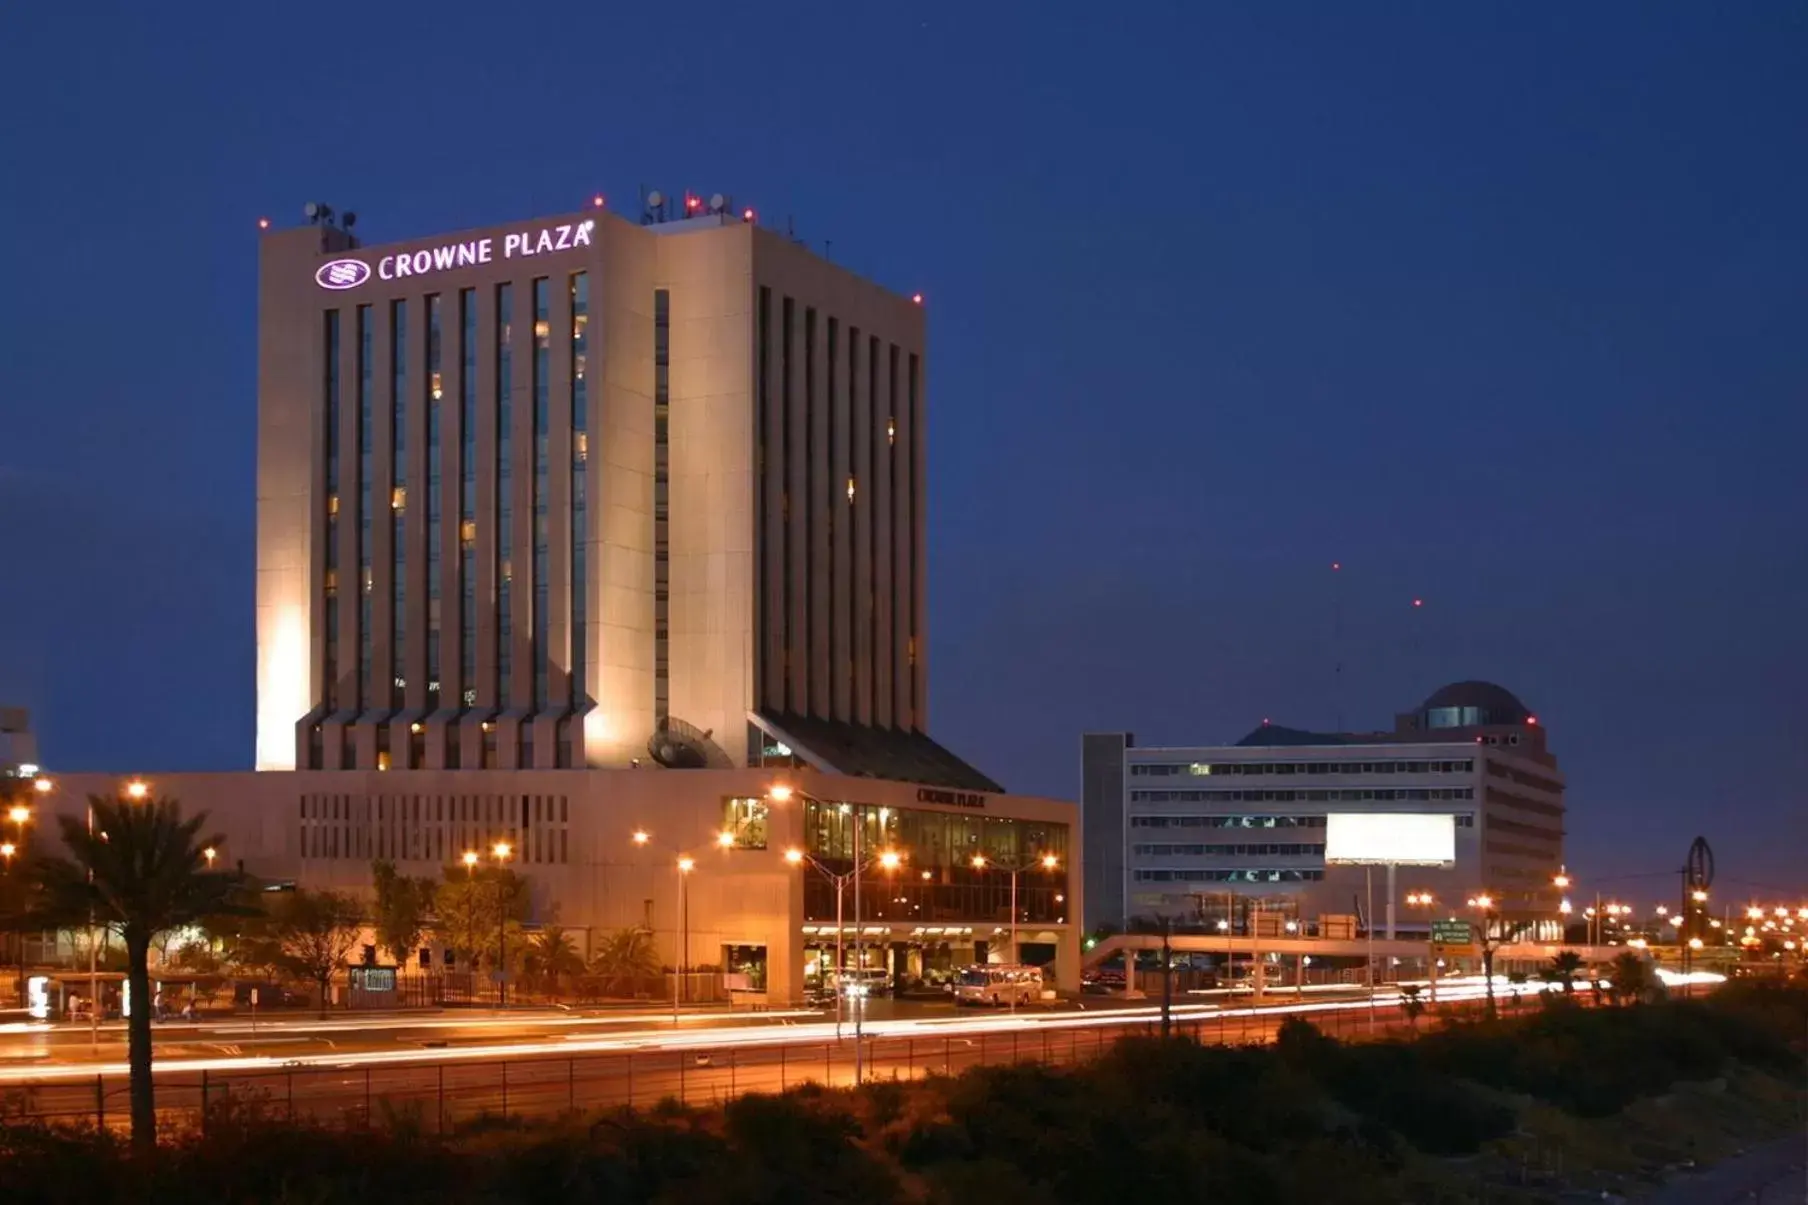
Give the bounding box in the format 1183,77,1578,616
1385,864,1397,942
1366,865,1376,1034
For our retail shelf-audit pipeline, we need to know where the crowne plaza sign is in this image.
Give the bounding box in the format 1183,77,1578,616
316,219,596,290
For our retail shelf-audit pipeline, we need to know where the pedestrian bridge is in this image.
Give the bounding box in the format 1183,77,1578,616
1081,932,1621,971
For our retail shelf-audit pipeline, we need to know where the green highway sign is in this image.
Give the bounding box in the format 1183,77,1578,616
1431,919,1474,945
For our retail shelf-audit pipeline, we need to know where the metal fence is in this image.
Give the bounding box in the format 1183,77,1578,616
0,996,1478,1135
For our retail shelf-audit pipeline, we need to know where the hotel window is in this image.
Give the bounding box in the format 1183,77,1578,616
803,306,815,714
391,299,408,709
827,316,840,705
425,295,442,709
323,310,341,712
722,797,769,850
906,350,919,721
459,288,477,705
531,277,550,709
846,327,860,709
570,273,589,709
653,287,670,723
496,284,514,704
754,286,769,710
357,304,373,708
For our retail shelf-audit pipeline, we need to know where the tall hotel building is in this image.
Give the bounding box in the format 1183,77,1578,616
258,200,964,784
32,197,1079,1003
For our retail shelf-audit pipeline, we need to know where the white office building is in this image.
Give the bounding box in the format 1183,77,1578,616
1083,681,1566,939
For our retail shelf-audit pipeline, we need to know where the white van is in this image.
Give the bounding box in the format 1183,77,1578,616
954,964,1045,1007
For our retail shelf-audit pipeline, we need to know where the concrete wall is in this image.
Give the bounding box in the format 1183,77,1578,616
36,769,1080,1001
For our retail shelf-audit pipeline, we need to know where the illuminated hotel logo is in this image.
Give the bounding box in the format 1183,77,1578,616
314,219,596,290
315,259,371,290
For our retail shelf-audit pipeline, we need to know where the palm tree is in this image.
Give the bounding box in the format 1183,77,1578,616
1609,950,1656,1006
589,926,662,996
32,794,240,1152
523,925,584,999
1544,949,1586,996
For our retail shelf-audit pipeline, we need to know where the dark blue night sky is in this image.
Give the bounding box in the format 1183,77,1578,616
2,3,1803,896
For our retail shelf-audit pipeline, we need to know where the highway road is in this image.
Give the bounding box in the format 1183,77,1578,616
0,971,1725,1132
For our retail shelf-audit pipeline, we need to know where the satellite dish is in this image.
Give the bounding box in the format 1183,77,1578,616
709,193,726,211
303,201,320,219
646,717,733,769
646,189,664,207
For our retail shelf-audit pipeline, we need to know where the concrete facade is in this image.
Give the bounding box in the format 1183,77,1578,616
38,769,1079,1003
257,204,932,777
1082,682,1567,939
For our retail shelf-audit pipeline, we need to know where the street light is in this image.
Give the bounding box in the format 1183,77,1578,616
491,842,513,1006
124,780,148,801
769,784,906,1082
628,831,701,1022
202,846,217,869
1405,892,1438,1004
968,850,1060,966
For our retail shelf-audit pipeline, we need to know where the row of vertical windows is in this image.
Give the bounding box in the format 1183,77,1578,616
906,351,919,718
390,300,408,709
495,284,514,705
754,287,768,712
313,269,598,767
753,295,920,728
1129,787,1478,804
531,278,550,709
299,792,570,865
570,273,589,714
1132,759,1478,777
357,305,373,709
426,295,442,709
323,312,341,710
459,289,477,706
1134,869,1327,884
653,288,670,724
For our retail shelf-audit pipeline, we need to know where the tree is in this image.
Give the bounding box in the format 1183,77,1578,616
589,926,662,995
1473,903,1532,1021
436,865,528,977
30,794,241,1152
1609,951,1658,1006
523,924,584,998
371,860,437,969
267,888,364,1016
1543,950,1585,996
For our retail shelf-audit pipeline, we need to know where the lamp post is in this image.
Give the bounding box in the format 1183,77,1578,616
1405,891,1437,1005
632,830,701,1023
769,784,903,1084
5,796,32,1009
460,850,480,988
491,842,513,1006
968,851,1060,966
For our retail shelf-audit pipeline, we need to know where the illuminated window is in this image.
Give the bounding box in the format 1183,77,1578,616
571,272,590,705
531,278,550,708
722,797,769,849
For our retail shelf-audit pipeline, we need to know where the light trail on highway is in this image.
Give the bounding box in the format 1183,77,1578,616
0,969,1724,1087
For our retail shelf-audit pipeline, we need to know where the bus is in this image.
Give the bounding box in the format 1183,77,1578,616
953,964,1046,1007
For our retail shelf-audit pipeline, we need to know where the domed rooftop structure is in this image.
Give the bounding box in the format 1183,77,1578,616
1417,680,1531,730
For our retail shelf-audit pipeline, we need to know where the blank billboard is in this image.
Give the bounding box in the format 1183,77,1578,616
1324,813,1456,867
